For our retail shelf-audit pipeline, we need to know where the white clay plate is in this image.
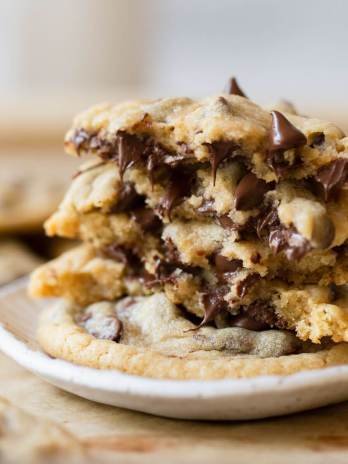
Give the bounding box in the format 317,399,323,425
1,278,348,421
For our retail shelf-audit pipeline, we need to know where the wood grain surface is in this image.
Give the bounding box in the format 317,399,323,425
0,351,348,463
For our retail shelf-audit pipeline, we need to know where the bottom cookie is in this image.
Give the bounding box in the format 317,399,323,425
37,293,348,380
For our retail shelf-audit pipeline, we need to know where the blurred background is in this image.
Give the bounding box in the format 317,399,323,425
1,0,347,280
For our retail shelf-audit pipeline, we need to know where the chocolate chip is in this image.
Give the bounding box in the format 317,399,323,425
267,111,307,176
225,77,247,98
200,287,228,327
159,168,194,220
76,311,123,342
236,274,260,298
269,111,307,153
204,141,239,184
131,207,161,231
314,158,348,201
234,172,273,210
117,131,145,178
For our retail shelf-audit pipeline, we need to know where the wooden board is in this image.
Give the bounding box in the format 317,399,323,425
1,351,348,463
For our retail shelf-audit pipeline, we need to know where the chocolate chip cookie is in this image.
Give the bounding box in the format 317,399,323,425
30,80,348,378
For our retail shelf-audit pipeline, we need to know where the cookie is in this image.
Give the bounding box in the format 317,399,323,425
0,240,42,285
30,85,348,376
30,245,348,343
37,295,348,380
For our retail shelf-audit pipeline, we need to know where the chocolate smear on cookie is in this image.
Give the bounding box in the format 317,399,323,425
110,182,142,213
205,140,239,184
159,168,194,220
236,274,260,298
225,77,247,98
314,158,348,201
117,131,145,178
199,287,229,327
234,172,273,210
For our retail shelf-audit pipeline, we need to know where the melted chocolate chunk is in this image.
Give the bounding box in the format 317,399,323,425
143,257,177,288
102,245,142,273
243,300,288,330
117,131,145,178
314,158,348,201
269,228,311,260
225,77,247,98
110,182,142,213
214,255,243,273
269,111,307,153
231,314,269,331
159,168,194,220
200,287,229,327
204,141,239,184
131,207,161,231
145,144,178,183
236,274,260,298
257,209,311,261
212,254,243,283
76,311,122,342
234,173,273,210
70,130,114,159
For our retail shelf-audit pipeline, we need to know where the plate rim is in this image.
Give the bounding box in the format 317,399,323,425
1,278,348,400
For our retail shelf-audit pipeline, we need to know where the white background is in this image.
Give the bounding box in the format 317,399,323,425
0,0,347,118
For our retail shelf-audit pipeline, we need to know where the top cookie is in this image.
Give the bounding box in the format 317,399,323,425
64,95,346,184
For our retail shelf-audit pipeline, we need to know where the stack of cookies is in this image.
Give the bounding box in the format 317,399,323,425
30,81,348,379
